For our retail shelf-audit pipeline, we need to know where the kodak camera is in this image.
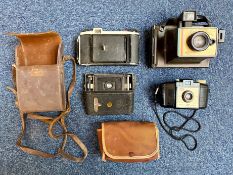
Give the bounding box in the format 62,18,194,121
155,80,208,109
77,28,139,65
152,11,225,68
83,73,135,115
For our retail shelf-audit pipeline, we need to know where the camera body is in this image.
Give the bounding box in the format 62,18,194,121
152,11,225,68
84,73,135,115
77,28,139,66
156,80,208,109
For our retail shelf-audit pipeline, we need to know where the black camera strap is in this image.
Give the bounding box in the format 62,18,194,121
153,89,201,151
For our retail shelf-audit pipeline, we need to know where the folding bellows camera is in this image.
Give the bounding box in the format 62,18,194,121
84,74,136,115
77,28,139,65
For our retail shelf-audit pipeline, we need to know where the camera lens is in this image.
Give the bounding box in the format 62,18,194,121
105,82,113,89
182,91,193,102
190,32,211,51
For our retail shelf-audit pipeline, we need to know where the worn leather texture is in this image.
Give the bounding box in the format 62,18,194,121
16,64,66,112
8,31,88,163
15,32,62,66
13,32,66,112
97,121,160,162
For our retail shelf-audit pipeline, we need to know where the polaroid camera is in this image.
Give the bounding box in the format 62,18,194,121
151,11,225,68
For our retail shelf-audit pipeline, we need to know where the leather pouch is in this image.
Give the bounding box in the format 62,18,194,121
97,121,160,162
8,32,87,162
14,32,65,112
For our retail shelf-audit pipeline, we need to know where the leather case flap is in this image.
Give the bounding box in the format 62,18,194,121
16,64,66,112
11,31,66,112
98,121,159,162
11,31,62,66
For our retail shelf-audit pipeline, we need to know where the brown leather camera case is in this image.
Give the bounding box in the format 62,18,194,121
97,121,160,162
8,32,87,162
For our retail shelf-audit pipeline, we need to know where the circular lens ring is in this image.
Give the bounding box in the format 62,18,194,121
190,32,211,51
105,82,113,89
182,90,193,103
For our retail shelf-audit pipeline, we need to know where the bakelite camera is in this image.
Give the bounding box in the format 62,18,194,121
155,79,208,109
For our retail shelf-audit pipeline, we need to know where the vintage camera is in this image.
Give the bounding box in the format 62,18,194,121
77,28,139,65
84,73,135,115
152,11,225,67
155,80,208,109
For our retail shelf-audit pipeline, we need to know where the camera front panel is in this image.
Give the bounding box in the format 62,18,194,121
176,82,200,109
177,27,218,58
84,92,134,115
92,35,127,63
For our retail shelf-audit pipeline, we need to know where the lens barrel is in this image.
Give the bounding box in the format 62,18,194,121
189,32,211,51
182,90,193,102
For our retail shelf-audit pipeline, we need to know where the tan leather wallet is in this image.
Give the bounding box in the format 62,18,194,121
8,31,87,162
97,121,160,162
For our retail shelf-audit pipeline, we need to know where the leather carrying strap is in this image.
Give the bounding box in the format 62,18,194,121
8,56,88,162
